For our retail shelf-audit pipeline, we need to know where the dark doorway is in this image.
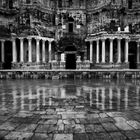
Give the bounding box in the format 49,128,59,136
129,41,137,69
69,23,73,33
66,53,76,69
4,41,12,69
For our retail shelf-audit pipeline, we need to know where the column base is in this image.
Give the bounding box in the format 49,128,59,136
91,63,129,69
0,62,4,69
11,62,50,69
137,62,140,69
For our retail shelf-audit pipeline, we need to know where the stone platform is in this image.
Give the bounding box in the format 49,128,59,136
0,69,140,79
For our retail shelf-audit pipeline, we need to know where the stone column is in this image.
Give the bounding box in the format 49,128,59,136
96,40,99,63
110,39,113,63
1,40,5,63
102,39,105,63
137,42,140,65
36,39,40,63
49,41,52,62
20,38,24,62
117,39,121,63
42,40,46,62
90,41,93,63
125,39,129,63
12,39,17,63
28,38,32,63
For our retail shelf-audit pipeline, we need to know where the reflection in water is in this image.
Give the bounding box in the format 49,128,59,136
0,80,140,112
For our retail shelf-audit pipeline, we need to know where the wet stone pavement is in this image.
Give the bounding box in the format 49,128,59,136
0,79,140,140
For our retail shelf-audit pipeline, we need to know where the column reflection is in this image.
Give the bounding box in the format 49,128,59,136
0,80,139,112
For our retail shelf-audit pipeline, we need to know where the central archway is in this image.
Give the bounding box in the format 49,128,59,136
65,46,77,69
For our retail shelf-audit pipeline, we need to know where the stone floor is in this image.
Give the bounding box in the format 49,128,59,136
0,79,140,140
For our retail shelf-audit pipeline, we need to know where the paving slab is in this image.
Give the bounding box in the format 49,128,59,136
53,134,73,140
4,132,33,140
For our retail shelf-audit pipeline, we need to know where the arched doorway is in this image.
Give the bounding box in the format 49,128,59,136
65,46,77,69
4,41,12,69
129,41,137,69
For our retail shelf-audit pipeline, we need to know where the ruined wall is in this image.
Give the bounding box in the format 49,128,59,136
87,0,111,9
55,10,86,40
57,0,86,9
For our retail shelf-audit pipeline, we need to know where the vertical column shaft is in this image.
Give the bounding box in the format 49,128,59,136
102,39,105,63
36,39,40,63
110,39,113,63
96,40,99,63
125,39,129,63
28,38,32,62
20,38,24,62
42,40,46,62
12,39,17,63
90,41,93,63
117,39,121,63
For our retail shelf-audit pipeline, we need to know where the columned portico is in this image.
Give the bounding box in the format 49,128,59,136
86,34,132,69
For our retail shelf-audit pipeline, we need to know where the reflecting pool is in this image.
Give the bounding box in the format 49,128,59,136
0,79,140,112
0,79,140,140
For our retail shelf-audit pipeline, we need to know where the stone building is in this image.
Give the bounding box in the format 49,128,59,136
0,0,140,69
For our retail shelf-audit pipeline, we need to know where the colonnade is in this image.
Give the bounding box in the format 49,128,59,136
88,38,130,64
0,37,54,64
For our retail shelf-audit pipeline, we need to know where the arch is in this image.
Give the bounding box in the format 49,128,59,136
65,46,77,52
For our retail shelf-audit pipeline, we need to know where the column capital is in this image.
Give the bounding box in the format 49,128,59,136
0,40,5,43
137,42,140,47
90,40,93,43
101,38,106,41
36,38,40,42
110,38,114,41
19,37,24,41
117,38,122,41
27,37,32,41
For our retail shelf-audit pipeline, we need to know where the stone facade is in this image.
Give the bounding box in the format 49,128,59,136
0,0,140,69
